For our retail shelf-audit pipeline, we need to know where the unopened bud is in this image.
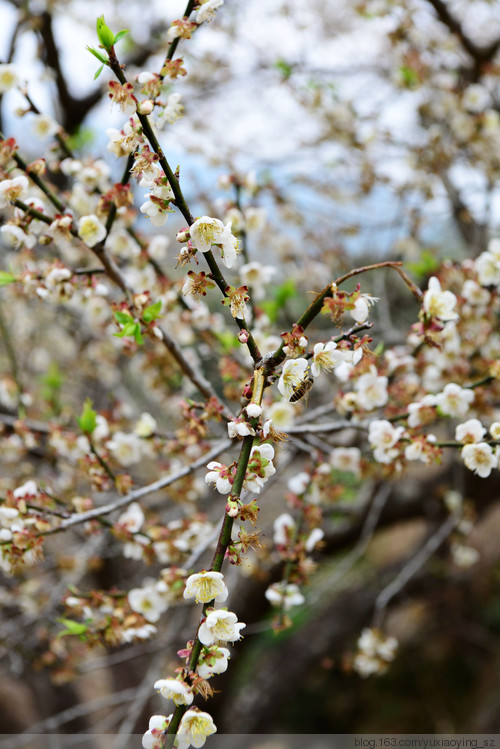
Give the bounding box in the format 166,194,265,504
138,99,154,115
176,230,189,243
238,329,250,343
27,158,46,176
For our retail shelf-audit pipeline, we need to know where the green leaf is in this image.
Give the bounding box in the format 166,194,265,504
114,321,138,338
133,324,144,345
407,249,440,279
260,279,296,323
96,16,115,50
113,29,130,45
114,310,134,325
94,64,104,80
0,271,16,287
86,45,108,64
77,398,97,435
56,617,89,638
142,300,162,323
275,58,293,79
398,65,419,89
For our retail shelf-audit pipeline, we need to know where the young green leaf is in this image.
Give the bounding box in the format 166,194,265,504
86,45,108,64
96,16,115,50
56,618,90,638
114,310,134,325
94,64,104,80
0,271,16,287
114,321,139,338
113,29,130,45
142,300,162,323
77,398,97,435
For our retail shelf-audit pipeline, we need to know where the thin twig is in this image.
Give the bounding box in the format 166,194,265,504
47,439,232,532
373,511,460,626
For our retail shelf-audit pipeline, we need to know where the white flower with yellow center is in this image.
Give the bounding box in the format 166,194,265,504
177,709,217,749
198,610,245,646
0,176,29,207
190,216,225,253
455,419,486,444
77,214,107,248
422,276,458,321
278,358,309,400
0,63,19,93
311,341,344,377
461,442,498,478
154,678,193,706
183,571,228,604
435,383,474,418
355,367,388,411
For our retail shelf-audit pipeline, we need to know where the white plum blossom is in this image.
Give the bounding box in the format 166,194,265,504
198,610,246,646
205,461,233,494
311,341,344,377
157,93,184,127
461,442,498,478
77,214,107,248
422,276,458,321
330,447,362,476
177,709,217,749
266,401,295,429
240,262,275,300
245,403,262,418
142,714,171,749
287,472,310,495
451,543,480,568
196,0,224,24
140,199,170,227
135,412,157,437
154,678,193,706
278,358,309,400
435,383,474,418
265,582,305,610
32,114,59,139
354,628,398,677
407,395,437,428
455,419,486,444
475,250,500,287
0,63,19,93
190,216,225,253
490,422,500,440
117,502,145,533
305,527,324,551
197,647,230,680
461,279,490,306
273,512,295,546
462,83,490,113
355,367,389,411
106,432,144,466
1,223,35,249
351,294,379,323
128,583,169,623
368,420,405,464
13,480,38,498
189,216,239,268
227,418,255,439
183,571,228,604
243,443,276,493
0,176,29,207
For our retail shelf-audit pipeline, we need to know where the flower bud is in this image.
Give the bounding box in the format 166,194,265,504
138,99,154,115
176,230,189,243
237,330,249,343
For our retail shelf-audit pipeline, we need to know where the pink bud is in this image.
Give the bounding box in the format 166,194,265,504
238,330,250,343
